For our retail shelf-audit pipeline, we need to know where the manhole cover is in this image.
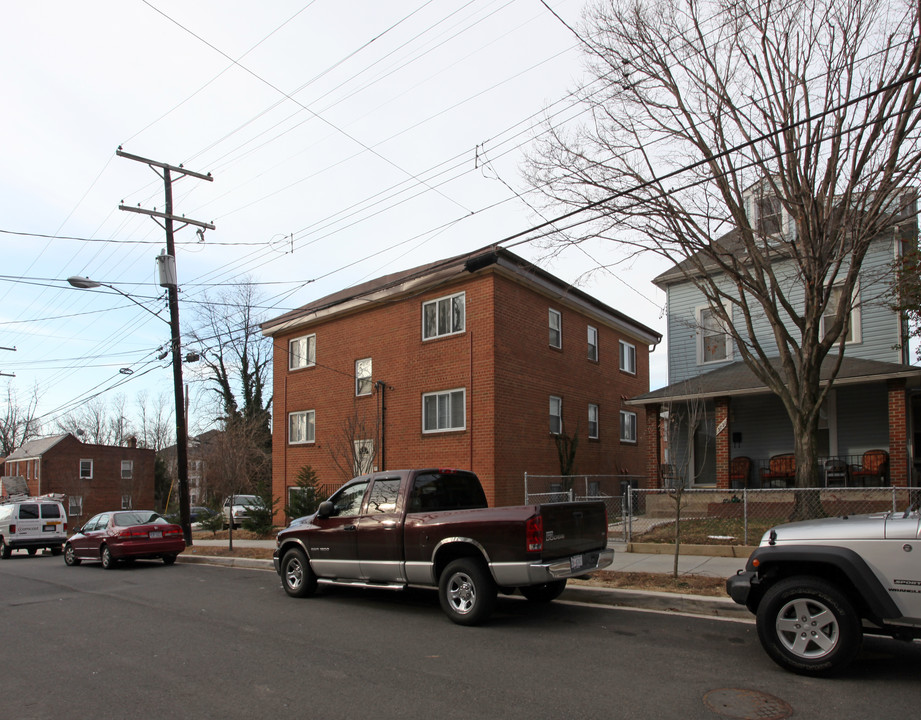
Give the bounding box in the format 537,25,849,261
703,688,793,719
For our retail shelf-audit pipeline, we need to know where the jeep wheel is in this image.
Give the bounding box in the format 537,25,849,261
520,579,567,603
756,576,861,676
439,558,497,626
281,548,317,598
64,544,81,566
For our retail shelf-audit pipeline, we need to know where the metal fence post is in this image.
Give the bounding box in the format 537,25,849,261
627,489,634,543
743,489,749,546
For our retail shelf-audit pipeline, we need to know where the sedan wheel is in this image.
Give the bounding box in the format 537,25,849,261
101,545,118,570
64,544,81,566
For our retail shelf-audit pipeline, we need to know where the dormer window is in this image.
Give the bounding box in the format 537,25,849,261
757,196,783,236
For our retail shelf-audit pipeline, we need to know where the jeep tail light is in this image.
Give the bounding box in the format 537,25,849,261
526,515,543,552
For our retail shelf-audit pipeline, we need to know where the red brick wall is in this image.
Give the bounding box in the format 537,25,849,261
270,269,654,519
3,435,155,521
888,379,908,487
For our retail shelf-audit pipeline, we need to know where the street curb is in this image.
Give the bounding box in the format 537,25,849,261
177,553,749,620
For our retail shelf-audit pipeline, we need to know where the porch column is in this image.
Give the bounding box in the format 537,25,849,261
645,403,661,489
887,379,909,487
715,396,730,489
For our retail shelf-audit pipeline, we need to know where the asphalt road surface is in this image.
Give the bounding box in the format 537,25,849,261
2,554,920,720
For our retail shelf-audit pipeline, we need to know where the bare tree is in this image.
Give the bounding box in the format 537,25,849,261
526,0,921,492
56,396,133,445
0,383,42,455
133,390,174,451
328,409,380,483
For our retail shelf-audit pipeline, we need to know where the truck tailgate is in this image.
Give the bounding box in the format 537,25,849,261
539,502,608,559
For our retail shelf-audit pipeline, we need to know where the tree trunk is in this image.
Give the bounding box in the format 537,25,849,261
791,413,824,520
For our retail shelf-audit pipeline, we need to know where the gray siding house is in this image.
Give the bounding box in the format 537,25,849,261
630,189,920,489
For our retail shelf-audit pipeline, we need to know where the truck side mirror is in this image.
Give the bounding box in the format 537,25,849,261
317,501,334,518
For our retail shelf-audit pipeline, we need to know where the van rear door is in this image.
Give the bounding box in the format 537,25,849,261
15,503,42,540
40,502,67,540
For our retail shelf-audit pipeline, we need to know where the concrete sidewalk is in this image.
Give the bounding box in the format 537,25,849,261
183,538,754,620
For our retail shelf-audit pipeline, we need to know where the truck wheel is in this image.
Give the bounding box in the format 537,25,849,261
281,548,317,598
0,539,11,559
64,544,81,566
439,558,497,626
756,576,861,676
520,579,567,603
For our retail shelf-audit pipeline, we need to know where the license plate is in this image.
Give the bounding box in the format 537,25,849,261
149,531,162,539
571,554,583,571
43,525,56,532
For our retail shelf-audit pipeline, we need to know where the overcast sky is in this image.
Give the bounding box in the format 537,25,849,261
0,0,670,438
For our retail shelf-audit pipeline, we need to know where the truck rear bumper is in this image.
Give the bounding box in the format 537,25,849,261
492,548,615,587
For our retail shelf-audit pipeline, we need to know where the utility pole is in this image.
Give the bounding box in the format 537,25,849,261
116,147,214,546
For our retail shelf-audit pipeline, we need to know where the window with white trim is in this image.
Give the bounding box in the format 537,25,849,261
69,495,83,517
821,284,861,344
697,305,733,364
422,292,465,340
549,309,562,348
757,195,783,236
289,334,316,370
550,396,562,435
288,410,316,444
121,460,133,479
121,495,132,510
353,439,375,475
422,389,466,432
588,404,599,439
587,325,598,361
355,358,372,396
619,340,636,373
620,410,637,442
79,459,93,479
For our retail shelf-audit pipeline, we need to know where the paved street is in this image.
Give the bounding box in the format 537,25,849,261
2,554,920,720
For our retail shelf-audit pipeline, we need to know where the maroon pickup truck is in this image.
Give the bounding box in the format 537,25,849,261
274,468,613,624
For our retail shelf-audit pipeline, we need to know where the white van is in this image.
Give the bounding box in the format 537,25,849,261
0,497,68,558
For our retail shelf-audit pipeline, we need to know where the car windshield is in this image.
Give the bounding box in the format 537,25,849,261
114,511,166,526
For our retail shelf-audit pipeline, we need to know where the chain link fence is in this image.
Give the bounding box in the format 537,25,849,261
524,474,921,547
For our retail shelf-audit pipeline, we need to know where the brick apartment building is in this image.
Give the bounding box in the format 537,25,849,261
2,434,155,520
261,246,662,518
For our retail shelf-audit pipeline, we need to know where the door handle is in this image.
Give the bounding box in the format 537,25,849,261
344,524,357,531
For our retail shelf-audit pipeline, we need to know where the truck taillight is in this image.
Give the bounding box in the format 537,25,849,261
526,515,543,552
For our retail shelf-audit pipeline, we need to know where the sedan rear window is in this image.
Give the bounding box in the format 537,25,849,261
114,512,166,526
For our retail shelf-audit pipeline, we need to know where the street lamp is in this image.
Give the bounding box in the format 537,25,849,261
67,273,193,546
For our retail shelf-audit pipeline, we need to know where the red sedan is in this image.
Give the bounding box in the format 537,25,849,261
64,511,185,569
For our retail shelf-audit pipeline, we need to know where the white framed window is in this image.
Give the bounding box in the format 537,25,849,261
697,305,733,364
121,495,132,510
619,340,636,374
550,395,562,435
355,358,373,396
757,195,783,236
353,439,375,475
423,388,466,432
69,496,83,516
289,334,316,370
79,459,93,479
549,309,562,348
422,292,465,340
588,404,599,439
587,325,598,361
620,410,637,443
288,410,316,445
821,283,861,344
121,460,133,479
